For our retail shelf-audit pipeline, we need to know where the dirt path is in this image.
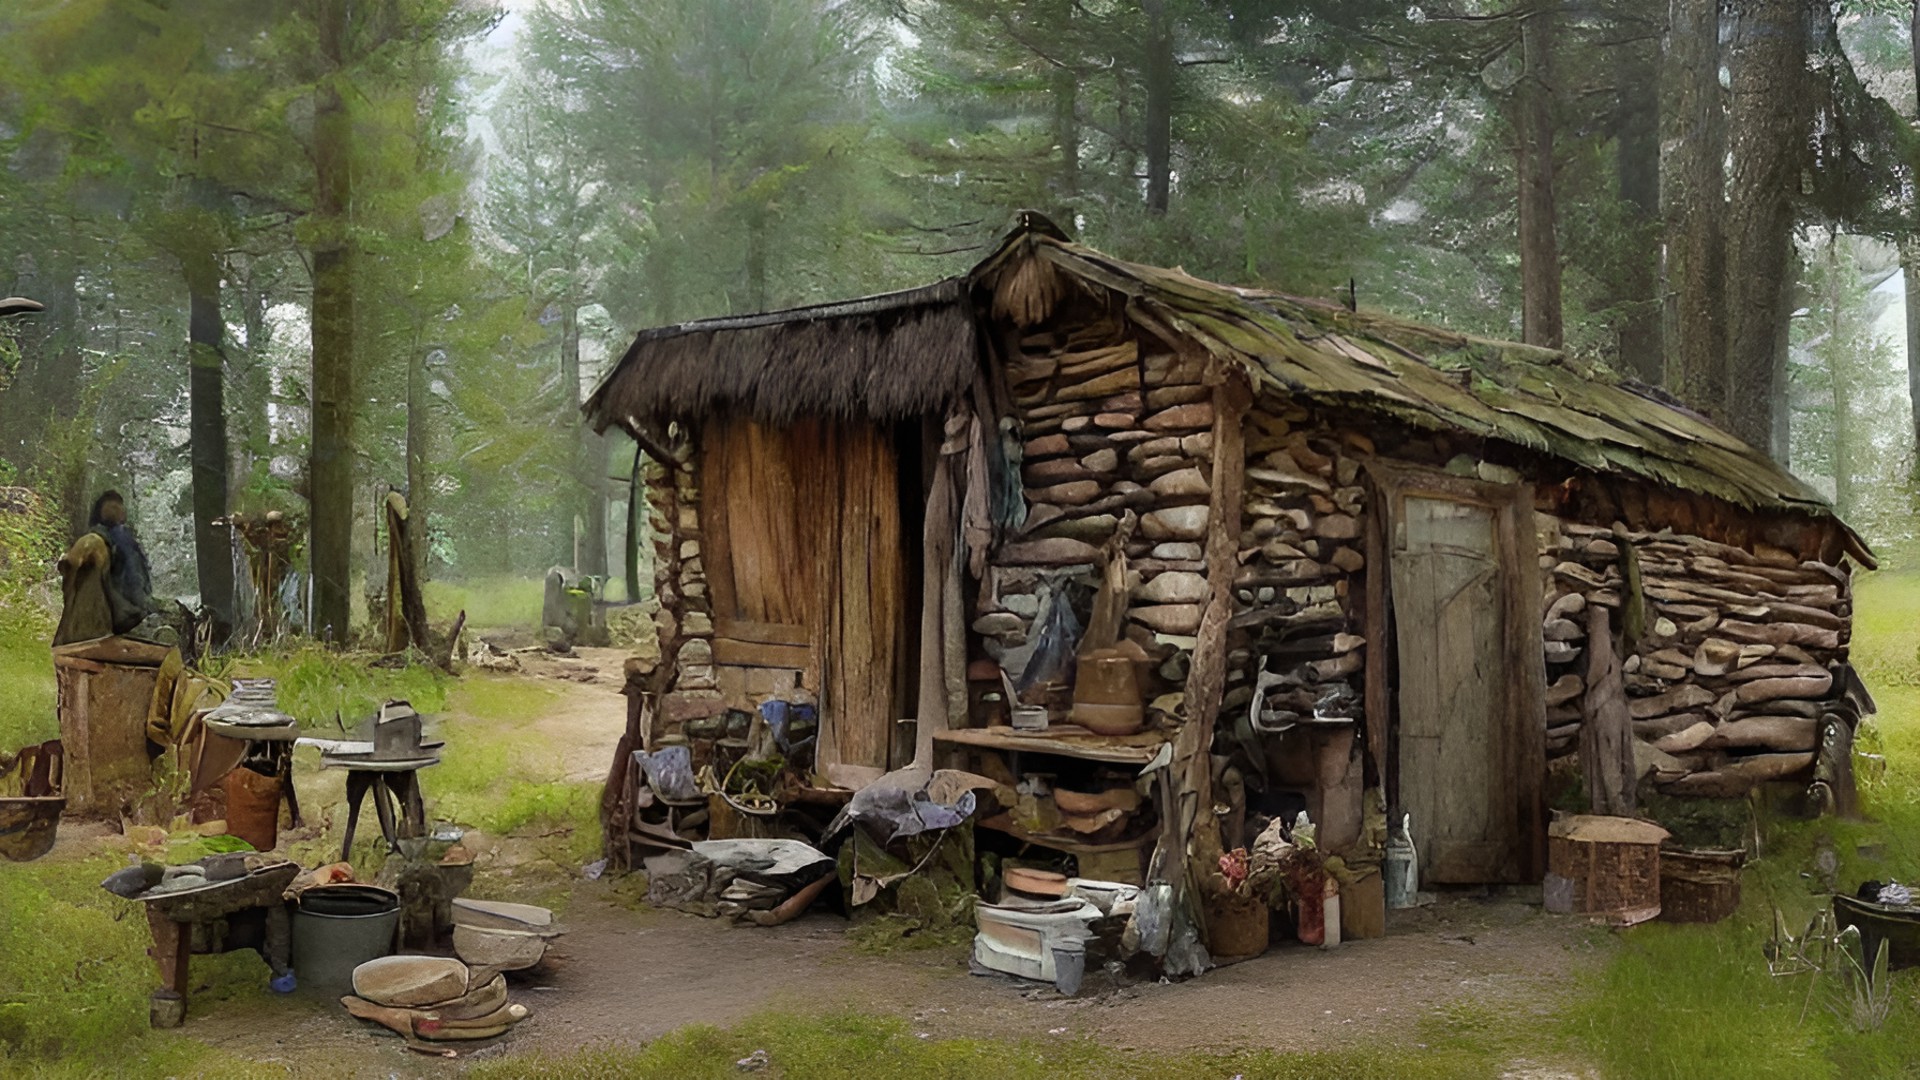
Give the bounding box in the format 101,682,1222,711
171,664,1600,1075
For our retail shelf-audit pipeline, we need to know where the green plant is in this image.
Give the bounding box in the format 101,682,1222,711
1828,926,1894,1033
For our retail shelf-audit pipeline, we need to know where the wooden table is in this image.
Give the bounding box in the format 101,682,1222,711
135,861,299,1027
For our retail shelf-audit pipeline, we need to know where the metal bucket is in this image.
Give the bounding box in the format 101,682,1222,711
291,884,400,995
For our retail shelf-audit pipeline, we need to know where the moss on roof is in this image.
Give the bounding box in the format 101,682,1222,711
997,234,1865,560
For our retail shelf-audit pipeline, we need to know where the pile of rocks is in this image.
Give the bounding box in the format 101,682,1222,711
1540,521,1853,796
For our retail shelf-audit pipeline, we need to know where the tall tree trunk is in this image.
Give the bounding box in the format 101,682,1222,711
1905,2,1920,496
1516,4,1564,349
1722,0,1806,453
184,246,234,642
1615,0,1665,385
1142,0,1173,215
1827,236,1855,518
583,433,610,579
1662,0,1729,419
234,257,274,488
310,0,356,643
556,303,584,570
406,340,430,588
1052,26,1080,221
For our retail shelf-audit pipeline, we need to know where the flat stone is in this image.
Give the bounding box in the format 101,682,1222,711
1144,403,1214,432
1024,433,1071,458
1002,593,1041,618
1029,480,1102,506
972,612,1025,636
1027,458,1092,484
676,664,717,690
1081,448,1120,473
1129,603,1204,635
1135,571,1210,604
1135,455,1187,478
678,638,713,665
1128,436,1182,463
1149,467,1209,498
1329,546,1366,572
1315,514,1360,540
682,611,713,635
1152,542,1203,560
1061,415,1095,433
1141,505,1210,541
1093,412,1137,430
1000,537,1102,565
1180,432,1214,458
679,540,701,560
352,956,470,1009
1036,514,1121,543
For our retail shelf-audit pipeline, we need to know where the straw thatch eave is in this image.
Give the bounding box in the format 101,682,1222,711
583,278,977,433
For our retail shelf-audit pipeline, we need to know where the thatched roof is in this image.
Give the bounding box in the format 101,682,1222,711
584,278,976,431
971,222,1870,562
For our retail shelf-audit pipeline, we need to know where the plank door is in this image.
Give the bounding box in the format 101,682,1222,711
703,417,909,772
1383,470,1545,885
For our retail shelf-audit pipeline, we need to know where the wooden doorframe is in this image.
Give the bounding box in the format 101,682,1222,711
1365,460,1547,882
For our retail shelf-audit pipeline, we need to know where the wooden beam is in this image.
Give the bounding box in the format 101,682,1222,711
711,638,812,669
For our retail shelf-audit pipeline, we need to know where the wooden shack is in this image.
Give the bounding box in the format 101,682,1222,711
586,212,1871,909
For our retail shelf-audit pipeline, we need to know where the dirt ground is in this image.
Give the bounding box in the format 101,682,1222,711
166,663,1604,1076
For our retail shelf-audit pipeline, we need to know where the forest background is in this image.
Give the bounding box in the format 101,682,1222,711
1,0,1918,643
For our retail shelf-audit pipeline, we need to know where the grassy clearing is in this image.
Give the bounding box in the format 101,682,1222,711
425,575,547,632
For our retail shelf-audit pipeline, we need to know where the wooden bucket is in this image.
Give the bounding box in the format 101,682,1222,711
1658,846,1744,924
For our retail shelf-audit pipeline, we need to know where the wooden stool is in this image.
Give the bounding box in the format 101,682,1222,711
338,760,433,862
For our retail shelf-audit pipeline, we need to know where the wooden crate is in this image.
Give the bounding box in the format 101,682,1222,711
54,637,170,816
1544,814,1669,926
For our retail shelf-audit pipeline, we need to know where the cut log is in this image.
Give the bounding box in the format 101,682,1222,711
1706,716,1818,752
1628,684,1716,720
1715,621,1841,651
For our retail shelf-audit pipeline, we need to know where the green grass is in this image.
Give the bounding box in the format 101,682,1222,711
425,575,549,632
468,1010,1523,1080
231,643,450,730
0,620,56,753
429,675,602,871
0,844,269,1079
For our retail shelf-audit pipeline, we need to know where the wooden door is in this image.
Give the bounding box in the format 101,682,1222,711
703,417,909,772
1382,469,1545,885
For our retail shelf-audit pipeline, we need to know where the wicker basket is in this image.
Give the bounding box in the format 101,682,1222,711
1658,846,1744,924
1544,815,1669,926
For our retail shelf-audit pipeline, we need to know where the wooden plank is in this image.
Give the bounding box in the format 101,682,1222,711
1362,470,1390,786
53,636,171,667
714,619,810,647
977,813,1161,855
711,638,812,669
932,726,1166,764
